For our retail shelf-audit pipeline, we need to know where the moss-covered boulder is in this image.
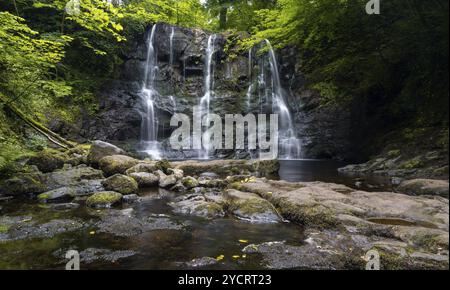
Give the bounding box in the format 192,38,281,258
27,150,68,173
87,141,126,166
86,191,123,208
101,174,138,195
225,189,282,223
128,172,159,187
0,172,46,196
98,155,139,176
125,162,158,175
182,176,199,189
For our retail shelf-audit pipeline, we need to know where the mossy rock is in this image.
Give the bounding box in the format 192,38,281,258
101,174,138,195
399,158,424,170
181,176,199,189
86,191,123,208
27,150,68,173
0,172,46,196
155,159,171,174
0,224,10,234
98,155,139,176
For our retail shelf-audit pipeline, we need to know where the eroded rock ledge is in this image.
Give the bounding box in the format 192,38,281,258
230,178,449,269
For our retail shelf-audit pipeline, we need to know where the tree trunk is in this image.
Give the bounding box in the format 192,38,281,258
0,94,75,149
219,6,227,29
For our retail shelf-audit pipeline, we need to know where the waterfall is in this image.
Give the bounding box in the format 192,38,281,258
198,34,217,159
246,48,253,111
169,95,177,112
264,40,301,160
169,27,175,67
245,40,302,160
139,24,161,160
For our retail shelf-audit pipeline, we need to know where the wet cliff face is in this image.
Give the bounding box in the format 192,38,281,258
71,23,249,145
56,23,356,160
278,47,356,161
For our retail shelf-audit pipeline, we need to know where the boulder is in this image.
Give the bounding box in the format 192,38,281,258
27,151,68,173
169,194,225,219
125,162,158,175
225,189,282,223
122,194,141,203
37,180,104,202
101,174,138,195
168,168,184,180
0,172,46,196
98,155,139,176
44,165,104,190
397,179,449,197
181,176,199,189
86,191,123,208
128,172,159,187
155,170,177,188
87,141,126,166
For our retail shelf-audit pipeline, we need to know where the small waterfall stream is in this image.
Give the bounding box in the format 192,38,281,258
169,27,175,67
139,24,161,160
198,34,217,159
246,40,302,159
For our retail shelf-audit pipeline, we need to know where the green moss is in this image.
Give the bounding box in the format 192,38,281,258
231,199,271,215
197,203,224,216
0,225,10,233
37,193,50,200
400,158,424,169
86,191,122,208
155,159,171,174
387,149,401,158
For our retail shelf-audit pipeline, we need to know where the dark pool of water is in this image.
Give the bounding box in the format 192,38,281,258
278,160,392,191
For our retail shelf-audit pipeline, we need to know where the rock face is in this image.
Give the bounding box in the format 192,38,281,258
87,141,126,166
101,174,138,195
86,192,123,208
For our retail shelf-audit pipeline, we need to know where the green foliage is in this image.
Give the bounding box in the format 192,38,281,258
238,0,449,126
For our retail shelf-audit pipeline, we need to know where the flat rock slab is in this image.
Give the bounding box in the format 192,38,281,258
230,178,449,269
95,209,184,237
397,179,449,197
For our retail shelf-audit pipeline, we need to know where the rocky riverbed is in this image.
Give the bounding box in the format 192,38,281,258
0,141,448,269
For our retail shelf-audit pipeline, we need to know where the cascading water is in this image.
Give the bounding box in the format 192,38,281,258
265,40,301,159
139,24,161,160
246,48,253,110
198,34,217,159
245,40,302,160
169,27,175,67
